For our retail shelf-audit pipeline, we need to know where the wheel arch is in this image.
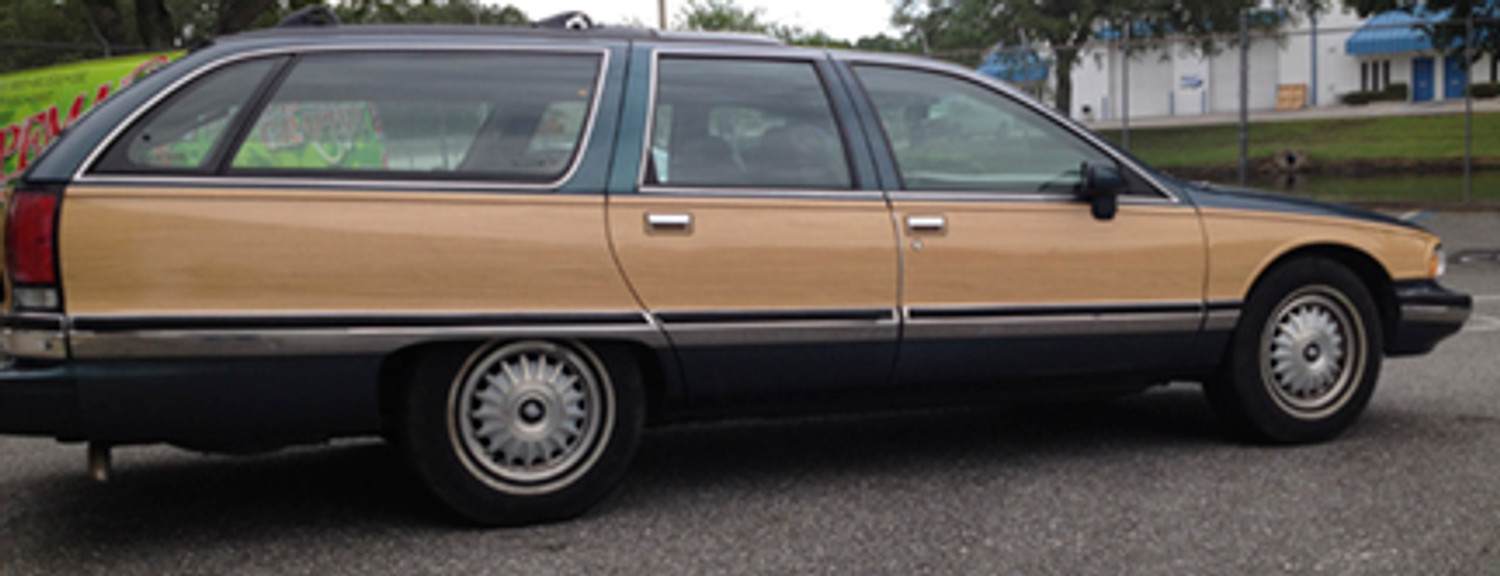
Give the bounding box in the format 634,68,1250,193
376,338,675,437
1242,243,1398,346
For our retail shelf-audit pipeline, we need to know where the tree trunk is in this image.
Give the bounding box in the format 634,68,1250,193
217,0,277,36
134,0,176,49
79,0,130,48
1053,46,1077,116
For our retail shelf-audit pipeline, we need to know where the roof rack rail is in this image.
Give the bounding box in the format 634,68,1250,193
533,11,595,30
278,6,340,28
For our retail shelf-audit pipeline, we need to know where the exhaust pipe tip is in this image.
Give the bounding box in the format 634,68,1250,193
87,443,111,483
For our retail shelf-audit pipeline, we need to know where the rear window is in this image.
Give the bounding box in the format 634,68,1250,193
94,57,286,173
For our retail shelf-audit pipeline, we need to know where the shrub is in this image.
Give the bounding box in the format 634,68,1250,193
1472,83,1500,99
1341,84,1409,106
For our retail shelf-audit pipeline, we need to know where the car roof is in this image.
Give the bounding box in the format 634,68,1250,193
222,24,785,48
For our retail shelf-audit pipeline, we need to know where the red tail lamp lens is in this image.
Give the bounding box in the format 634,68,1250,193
6,192,59,285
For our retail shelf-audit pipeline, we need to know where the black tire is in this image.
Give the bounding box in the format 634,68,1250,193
400,340,645,526
1204,257,1384,444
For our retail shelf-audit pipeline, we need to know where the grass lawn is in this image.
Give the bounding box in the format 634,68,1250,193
1094,112,1500,171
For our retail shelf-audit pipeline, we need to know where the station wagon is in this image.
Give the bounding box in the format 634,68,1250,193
0,12,1471,525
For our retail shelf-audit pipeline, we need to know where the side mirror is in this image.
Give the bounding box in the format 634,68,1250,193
1080,162,1127,221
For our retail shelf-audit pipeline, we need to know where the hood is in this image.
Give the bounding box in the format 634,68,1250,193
1177,182,1428,233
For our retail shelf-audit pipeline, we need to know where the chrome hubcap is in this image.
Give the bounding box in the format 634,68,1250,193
453,342,606,488
1260,287,1365,419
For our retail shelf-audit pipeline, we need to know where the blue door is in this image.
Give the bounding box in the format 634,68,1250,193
1413,57,1435,101
1445,54,1468,99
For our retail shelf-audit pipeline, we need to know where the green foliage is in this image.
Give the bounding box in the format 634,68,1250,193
1,0,531,74
673,0,851,48
675,0,772,34
1473,83,1500,99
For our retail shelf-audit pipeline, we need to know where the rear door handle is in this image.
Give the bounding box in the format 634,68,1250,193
906,215,947,232
646,213,693,230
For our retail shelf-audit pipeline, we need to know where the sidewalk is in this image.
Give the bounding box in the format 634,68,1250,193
1083,98,1500,131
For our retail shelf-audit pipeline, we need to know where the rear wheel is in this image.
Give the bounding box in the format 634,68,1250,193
401,340,644,525
1205,258,1383,443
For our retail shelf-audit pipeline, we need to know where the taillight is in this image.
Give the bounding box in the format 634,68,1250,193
6,190,61,310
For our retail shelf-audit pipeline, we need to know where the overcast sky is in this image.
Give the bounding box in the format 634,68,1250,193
500,0,901,42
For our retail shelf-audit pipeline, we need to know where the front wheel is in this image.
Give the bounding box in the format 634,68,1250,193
400,340,645,525
1205,258,1384,444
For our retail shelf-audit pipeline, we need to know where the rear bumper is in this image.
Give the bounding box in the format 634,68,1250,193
1388,279,1472,357
0,363,79,437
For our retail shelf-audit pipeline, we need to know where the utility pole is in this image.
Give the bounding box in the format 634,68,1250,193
1310,12,1318,107
1465,10,1474,204
659,0,668,30
1122,22,1131,151
1239,9,1250,187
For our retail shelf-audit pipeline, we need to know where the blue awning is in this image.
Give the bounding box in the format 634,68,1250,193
1346,9,1448,56
977,50,1048,84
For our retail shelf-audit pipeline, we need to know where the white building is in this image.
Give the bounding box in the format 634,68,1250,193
1060,7,1499,122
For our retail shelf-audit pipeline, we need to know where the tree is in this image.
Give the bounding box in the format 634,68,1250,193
1,0,532,73
893,0,1326,114
674,0,851,48
675,0,773,34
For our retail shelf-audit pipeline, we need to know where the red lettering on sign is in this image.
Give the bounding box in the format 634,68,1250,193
65,93,89,127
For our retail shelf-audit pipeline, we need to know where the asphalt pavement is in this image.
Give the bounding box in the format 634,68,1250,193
2,213,1498,575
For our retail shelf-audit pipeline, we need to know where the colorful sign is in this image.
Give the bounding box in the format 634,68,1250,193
1,52,183,183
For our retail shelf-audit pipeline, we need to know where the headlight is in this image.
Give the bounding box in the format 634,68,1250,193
1428,244,1446,278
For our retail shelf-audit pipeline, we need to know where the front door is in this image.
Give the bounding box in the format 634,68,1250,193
609,53,900,400
1445,54,1468,99
846,63,1208,387
1413,57,1436,102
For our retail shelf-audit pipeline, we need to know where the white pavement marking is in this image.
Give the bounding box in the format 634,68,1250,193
1473,294,1500,303
1463,315,1500,333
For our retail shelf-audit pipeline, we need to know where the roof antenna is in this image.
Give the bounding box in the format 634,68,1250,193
534,11,595,30
277,6,340,28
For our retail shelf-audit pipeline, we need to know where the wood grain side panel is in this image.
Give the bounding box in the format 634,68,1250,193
893,202,1206,307
59,186,640,316
1200,208,1437,302
609,195,898,311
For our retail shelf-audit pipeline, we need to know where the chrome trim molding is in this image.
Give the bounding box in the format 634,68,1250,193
1,313,70,360
663,322,896,346
2,328,69,360
653,308,898,346
1401,303,1471,324
636,185,884,201
1202,300,1244,332
1203,310,1242,332
888,190,1179,206
903,311,1201,340
70,323,668,360
75,44,613,192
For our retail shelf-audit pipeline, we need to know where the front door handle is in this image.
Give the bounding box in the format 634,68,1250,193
646,213,693,230
906,215,947,232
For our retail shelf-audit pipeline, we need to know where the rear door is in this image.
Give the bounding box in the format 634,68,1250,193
843,60,1209,387
607,48,900,400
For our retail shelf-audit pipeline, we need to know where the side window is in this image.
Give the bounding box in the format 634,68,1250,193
854,65,1114,194
648,58,851,189
229,51,600,181
95,57,285,173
